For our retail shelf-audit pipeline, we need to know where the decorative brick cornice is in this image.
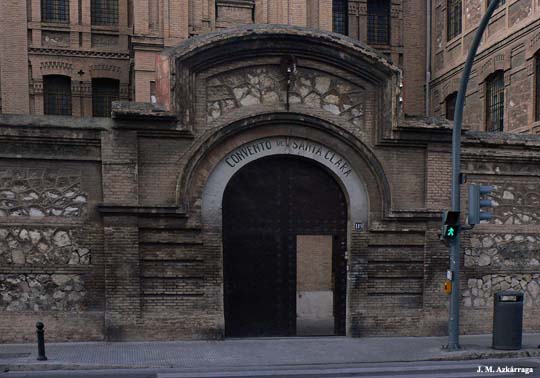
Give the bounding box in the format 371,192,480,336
30,47,129,60
97,205,187,218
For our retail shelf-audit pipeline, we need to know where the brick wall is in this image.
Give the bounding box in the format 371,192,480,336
430,0,540,131
0,0,29,114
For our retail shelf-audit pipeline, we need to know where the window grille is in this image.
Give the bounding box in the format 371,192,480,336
536,54,540,122
92,78,119,117
445,92,457,121
447,0,462,41
41,0,69,23
332,0,348,35
486,71,505,132
368,0,390,45
44,75,72,116
91,0,119,26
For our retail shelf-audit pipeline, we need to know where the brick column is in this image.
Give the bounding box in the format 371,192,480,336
347,230,369,336
318,0,332,31
289,0,307,26
0,0,30,114
101,129,141,340
103,215,141,340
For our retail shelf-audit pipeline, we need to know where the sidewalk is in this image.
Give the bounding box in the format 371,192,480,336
1,334,540,372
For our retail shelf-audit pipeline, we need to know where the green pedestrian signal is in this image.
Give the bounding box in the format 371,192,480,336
440,211,460,242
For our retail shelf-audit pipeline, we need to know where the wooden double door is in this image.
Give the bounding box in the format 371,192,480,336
223,156,347,337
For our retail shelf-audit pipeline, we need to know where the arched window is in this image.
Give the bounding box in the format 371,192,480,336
332,0,348,35
41,0,69,23
485,71,505,132
445,92,457,121
535,51,540,122
91,0,119,26
92,78,120,117
367,0,390,45
447,0,462,41
43,75,72,116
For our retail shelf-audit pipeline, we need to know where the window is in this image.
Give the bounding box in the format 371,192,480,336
447,0,462,41
91,0,119,26
150,81,157,104
44,75,72,116
445,92,457,121
535,53,540,122
485,71,505,132
92,78,119,117
332,0,348,35
41,0,69,23
367,0,390,45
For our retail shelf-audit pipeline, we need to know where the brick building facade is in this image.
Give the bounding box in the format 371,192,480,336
1,24,540,342
429,0,540,133
0,0,427,117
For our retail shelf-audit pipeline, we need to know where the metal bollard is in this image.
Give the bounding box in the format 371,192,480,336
36,322,47,361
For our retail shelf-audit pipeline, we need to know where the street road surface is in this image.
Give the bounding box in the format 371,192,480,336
2,357,540,377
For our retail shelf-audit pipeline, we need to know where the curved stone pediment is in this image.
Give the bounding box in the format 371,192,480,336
156,24,402,137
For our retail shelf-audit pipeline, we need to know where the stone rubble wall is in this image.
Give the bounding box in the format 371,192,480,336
463,274,540,308
489,182,540,225
0,167,88,217
0,273,86,311
465,233,540,268
206,66,365,127
462,178,540,309
0,227,90,265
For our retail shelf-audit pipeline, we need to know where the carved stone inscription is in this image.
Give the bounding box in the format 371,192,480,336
224,137,353,178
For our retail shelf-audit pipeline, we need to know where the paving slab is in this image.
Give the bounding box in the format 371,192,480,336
1,334,539,372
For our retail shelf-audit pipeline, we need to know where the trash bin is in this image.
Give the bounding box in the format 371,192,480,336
492,291,524,350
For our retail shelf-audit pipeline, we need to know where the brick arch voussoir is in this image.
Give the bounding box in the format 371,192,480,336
175,112,391,221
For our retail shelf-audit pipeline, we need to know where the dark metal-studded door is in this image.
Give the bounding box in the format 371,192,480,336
223,155,347,337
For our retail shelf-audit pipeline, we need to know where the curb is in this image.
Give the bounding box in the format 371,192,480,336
1,364,150,372
429,348,540,361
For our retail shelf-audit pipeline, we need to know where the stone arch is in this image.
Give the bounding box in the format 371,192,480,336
201,136,369,230
176,112,390,224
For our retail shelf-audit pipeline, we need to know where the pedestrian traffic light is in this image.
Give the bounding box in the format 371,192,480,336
467,184,494,225
440,210,460,241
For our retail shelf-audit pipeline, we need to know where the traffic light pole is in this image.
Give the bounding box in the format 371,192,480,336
447,0,501,351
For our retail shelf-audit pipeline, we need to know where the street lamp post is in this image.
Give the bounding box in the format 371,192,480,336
447,0,502,351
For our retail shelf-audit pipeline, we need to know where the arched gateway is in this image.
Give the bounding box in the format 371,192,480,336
223,155,347,337
166,24,399,338
200,133,372,337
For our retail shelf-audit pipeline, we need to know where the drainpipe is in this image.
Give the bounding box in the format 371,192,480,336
425,0,432,116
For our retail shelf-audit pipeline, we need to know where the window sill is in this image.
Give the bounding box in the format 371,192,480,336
445,35,461,50
91,25,119,32
40,21,70,30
